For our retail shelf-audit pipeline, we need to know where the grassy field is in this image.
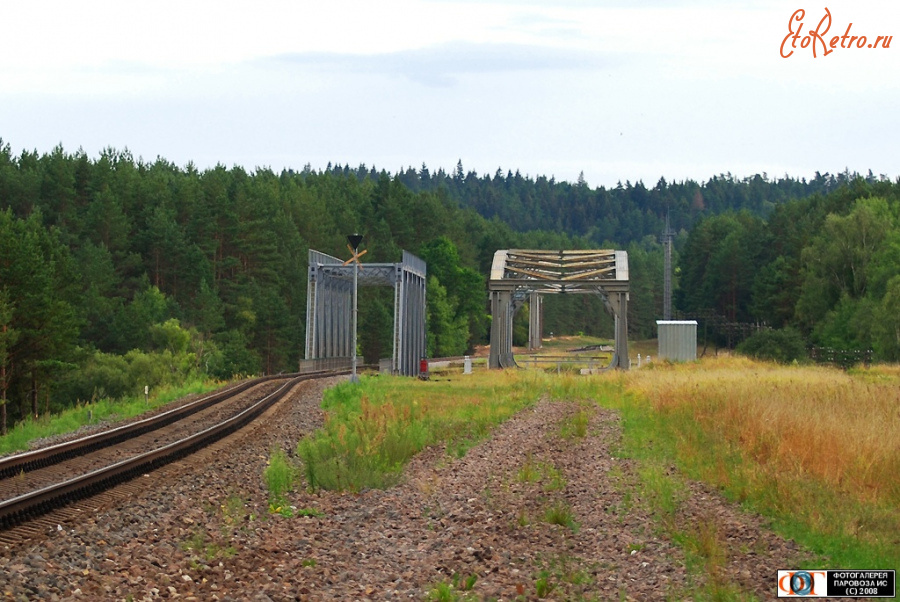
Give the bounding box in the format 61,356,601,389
296,354,900,574
298,371,542,491
618,357,900,569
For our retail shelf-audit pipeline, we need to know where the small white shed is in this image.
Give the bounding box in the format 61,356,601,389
657,320,698,362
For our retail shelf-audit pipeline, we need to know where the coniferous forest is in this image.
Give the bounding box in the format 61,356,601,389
1,139,899,429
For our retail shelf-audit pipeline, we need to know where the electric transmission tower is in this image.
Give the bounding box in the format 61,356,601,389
662,211,674,320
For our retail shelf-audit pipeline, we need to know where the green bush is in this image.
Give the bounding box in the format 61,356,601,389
736,327,807,363
59,349,131,401
263,448,297,504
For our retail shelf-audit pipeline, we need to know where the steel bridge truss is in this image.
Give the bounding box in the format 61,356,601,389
488,249,630,370
305,249,427,376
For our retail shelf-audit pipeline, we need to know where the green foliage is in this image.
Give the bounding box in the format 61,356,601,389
800,198,892,304
0,289,19,433
875,275,900,359
516,455,541,483
426,581,462,602
55,321,208,405
677,180,900,360
456,573,477,591
542,500,579,532
118,285,173,352
421,237,486,354
149,318,191,354
295,507,324,518
181,530,238,562
793,196,900,356
751,255,797,328
298,380,427,492
2,149,508,422
220,494,249,528
541,293,615,340
812,295,878,351
559,408,590,439
530,555,595,600
516,456,567,491
0,208,80,425
535,572,554,598
212,330,260,379
358,288,394,363
298,374,538,492
426,276,468,357
736,328,807,363
512,302,529,347
65,349,130,400
626,236,668,339
677,211,769,323
263,448,297,508
426,572,478,600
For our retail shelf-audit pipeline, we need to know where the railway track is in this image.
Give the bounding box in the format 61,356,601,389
0,369,348,534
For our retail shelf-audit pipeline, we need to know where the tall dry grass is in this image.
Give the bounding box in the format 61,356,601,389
626,358,900,504
621,357,900,563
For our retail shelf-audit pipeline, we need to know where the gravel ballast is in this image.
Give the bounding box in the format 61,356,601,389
1,376,811,601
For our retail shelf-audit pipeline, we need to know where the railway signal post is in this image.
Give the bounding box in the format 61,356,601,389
345,234,365,383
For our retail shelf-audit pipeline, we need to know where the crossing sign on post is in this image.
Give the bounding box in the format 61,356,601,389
344,234,365,383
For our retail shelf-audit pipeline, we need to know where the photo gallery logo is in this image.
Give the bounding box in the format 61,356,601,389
780,8,893,58
777,570,896,598
778,571,828,597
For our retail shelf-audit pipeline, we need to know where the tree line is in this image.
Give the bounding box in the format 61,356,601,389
0,144,492,431
321,160,872,244
1,138,890,430
676,176,900,361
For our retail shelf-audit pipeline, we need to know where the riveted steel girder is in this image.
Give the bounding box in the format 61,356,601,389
305,249,426,376
489,249,630,370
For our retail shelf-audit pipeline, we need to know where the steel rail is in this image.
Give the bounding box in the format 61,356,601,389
0,371,335,481
0,369,349,530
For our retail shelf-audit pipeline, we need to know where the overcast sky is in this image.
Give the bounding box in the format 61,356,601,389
2,0,898,188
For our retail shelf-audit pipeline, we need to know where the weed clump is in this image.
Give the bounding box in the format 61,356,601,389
263,448,298,515
543,500,579,533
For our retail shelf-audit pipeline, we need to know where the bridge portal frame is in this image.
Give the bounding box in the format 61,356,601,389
488,249,630,370
305,249,426,376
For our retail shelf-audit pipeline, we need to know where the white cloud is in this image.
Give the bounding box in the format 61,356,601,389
1,0,897,187
269,41,618,86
